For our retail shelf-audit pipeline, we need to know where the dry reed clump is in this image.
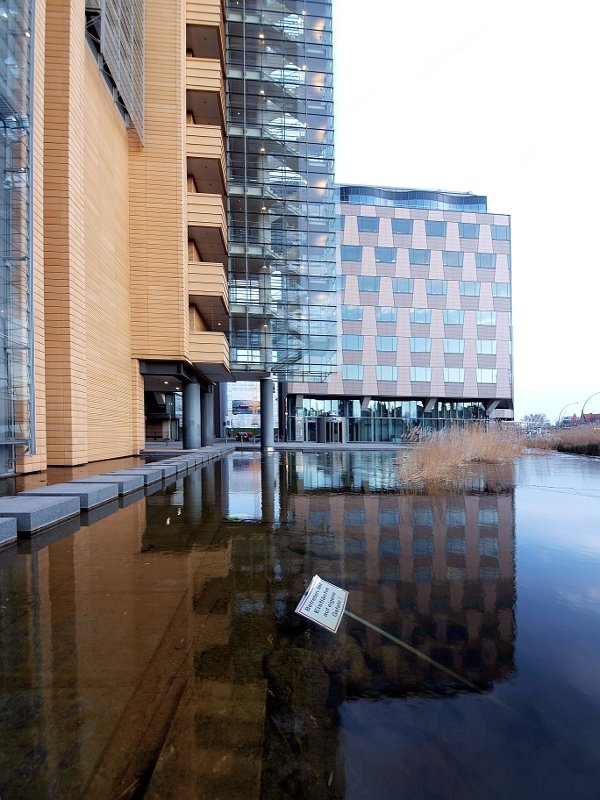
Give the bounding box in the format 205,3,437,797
398,425,526,486
528,426,600,455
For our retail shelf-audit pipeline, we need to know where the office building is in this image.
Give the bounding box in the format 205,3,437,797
0,0,334,475
285,185,513,442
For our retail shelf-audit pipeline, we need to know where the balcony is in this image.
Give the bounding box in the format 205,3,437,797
186,0,225,64
188,192,227,265
186,56,225,128
189,330,230,381
189,260,228,329
187,123,226,197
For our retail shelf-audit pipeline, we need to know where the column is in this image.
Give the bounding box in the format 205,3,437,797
201,388,214,446
182,382,201,449
260,376,274,452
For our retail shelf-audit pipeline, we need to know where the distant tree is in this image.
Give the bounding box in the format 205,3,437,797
522,413,550,427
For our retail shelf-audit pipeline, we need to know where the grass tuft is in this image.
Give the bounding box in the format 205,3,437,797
528,426,600,456
397,425,526,487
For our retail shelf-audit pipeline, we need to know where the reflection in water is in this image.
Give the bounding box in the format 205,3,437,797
0,453,515,798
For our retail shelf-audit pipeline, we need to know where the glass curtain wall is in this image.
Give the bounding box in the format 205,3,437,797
226,0,337,379
0,0,34,474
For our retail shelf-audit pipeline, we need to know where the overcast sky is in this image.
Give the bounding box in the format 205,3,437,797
333,0,599,422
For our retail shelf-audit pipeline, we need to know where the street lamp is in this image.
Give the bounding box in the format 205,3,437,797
556,401,579,427
580,392,600,425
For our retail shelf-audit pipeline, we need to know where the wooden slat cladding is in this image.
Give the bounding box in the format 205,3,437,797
43,0,89,465
189,331,230,369
129,0,188,360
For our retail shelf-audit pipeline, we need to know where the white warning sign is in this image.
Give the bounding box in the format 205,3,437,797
295,574,348,633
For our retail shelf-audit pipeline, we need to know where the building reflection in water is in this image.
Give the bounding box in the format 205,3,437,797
0,452,515,799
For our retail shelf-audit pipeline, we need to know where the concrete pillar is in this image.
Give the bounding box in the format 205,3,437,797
201,388,214,446
183,468,202,524
182,382,201,449
260,376,274,452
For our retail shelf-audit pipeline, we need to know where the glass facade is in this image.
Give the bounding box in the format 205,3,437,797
0,0,34,473
226,0,336,379
340,185,487,212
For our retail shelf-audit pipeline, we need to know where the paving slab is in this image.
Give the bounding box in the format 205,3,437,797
0,517,17,549
0,495,80,534
107,468,163,486
142,463,178,479
69,474,145,495
153,461,189,474
21,482,118,511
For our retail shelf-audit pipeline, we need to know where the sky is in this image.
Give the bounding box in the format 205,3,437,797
332,0,600,422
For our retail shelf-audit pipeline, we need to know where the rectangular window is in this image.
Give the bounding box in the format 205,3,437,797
357,216,379,233
341,364,364,380
446,508,467,527
410,308,431,324
460,281,480,296
379,509,401,528
410,337,431,353
425,220,447,237
375,246,396,263
475,253,497,269
459,222,480,239
337,275,346,291
392,277,414,293
357,276,380,292
392,218,413,235
376,336,397,352
477,368,497,383
426,279,447,295
409,248,431,265
476,310,497,326
491,224,510,241
444,367,465,382
337,216,345,231
342,304,363,321
446,536,467,554
376,366,398,381
410,366,432,381
443,309,464,324
342,335,364,350
341,245,362,261
492,282,511,297
477,339,497,355
376,306,397,322
443,338,464,354
443,251,464,267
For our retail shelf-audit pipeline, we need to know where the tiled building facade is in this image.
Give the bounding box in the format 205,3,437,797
286,185,513,443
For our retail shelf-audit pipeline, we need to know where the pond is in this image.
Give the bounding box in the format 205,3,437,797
1,450,599,799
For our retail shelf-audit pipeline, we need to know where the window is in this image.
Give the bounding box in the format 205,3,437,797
476,310,496,326
475,253,497,269
443,251,464,267
392,277,414,293
492,282,511,297
425,220,447,237
444,338,464,354
491,224,510,240
446,536,467,554
379,538,401,556
480,537,499,556
410,337,431,353
379,509,401,528
345,509,366,525
478,507,499,526
357,276,380,292
376,366,398,381
426,279,447,295
341,364,363,380
376,306,397,322
375,246,396,263
357,216,379,233
459,222,480,239
410,308,431,324
477,368,497,383
337,216,345,231
460,281,480,296
376,336,397,352
392,218,413,235
342,304,363,321
342,334,364,350
476,340,497,355
443,309,464,324
411,366,431,381
409,248,431,265
341,245,362,261
444,367,464,382
337,275,346,291
446,507,467,527
413,507,434,528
